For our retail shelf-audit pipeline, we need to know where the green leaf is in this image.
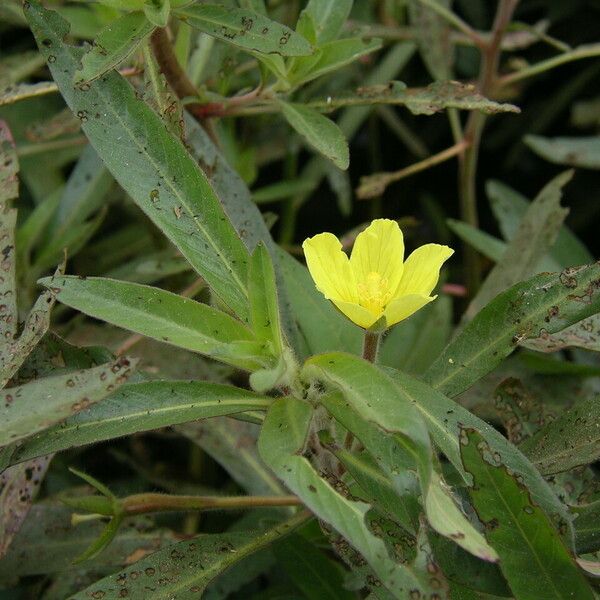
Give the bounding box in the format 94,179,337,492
143,0,170,28
461,428,594,600
276,249,362,358
15,190,61,268
486,179,592,268
0,456,51,557
252,178,317,204
407,0,453,81
0,120,18,204
38,275,263,370
310,80,519,115
257,397,435,598
248,242,283,353
75,12,155,84
279,101,349,169
71,512,309,599
6,381,273,468
466,171,572,319
447,218,507,263
275,533,355,600
26,2,251,320
75,515,124,564
301,0,352,44
0,289,55,388
305,353,497,561
288,38,382,87
0,356,135,446
526,135,600,169
69,466,115,499
175,4,313,57
520,395,600,474
424,263,600,398
0,209,17,342
572,500,600,554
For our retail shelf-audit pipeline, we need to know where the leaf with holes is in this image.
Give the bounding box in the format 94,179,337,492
461,428,594,600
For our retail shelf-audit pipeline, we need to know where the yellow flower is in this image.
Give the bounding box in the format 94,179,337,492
302,219,454,329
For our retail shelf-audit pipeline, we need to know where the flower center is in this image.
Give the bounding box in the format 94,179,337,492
357,271,392,315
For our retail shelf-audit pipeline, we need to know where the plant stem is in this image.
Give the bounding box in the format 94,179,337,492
357,140,469,200
497,43,600,87
457,0,519,296
362,331,381,363
121,493,302,516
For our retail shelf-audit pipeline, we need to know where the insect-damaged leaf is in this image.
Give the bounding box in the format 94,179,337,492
0,356,136,446
5,381,272,468
175,4,313,56
461,428,594,600
71,512,308,599
75,12,155,84
424,263,600,399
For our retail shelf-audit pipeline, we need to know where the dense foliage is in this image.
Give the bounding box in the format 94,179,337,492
1,0,600,598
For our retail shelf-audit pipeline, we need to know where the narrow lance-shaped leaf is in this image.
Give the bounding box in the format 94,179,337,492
460,428,595,600
75,12,155,84
247,242,292,391
288,38,382,87
279,101,350,170
301,0,352,44
38,276,264,371
26,2,251,320
4,381,273,469
258,397,435,598
486,179,592,267
424,263,600,399
174,4,313,56
525,135,600,170
466,170,572,319
71,512,309,600
0,290,56,388
0,356,136,446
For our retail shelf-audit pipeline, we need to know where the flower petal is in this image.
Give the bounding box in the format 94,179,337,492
332,299,380,329
383,294,435,327
394,244,454,297
350,219,404,291
303,233,358,303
